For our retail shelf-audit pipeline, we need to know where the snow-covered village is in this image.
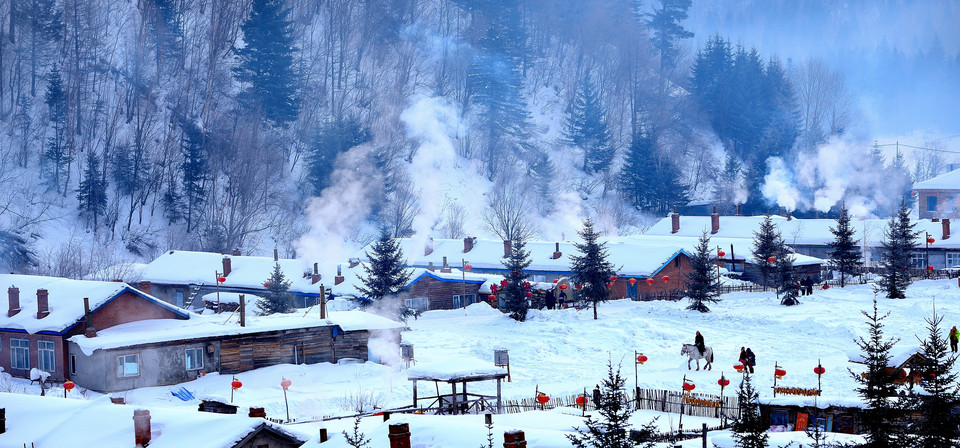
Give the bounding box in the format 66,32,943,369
1,0,960,447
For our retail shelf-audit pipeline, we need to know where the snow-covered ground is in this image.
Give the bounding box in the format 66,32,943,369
7,279,958,447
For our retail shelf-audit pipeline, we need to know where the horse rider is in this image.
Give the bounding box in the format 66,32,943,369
695,331,705,356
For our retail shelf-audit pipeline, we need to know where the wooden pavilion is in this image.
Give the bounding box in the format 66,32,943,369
407,359,508,415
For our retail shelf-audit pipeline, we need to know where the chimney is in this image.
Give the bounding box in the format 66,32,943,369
335,265,345,285
83,297,97,337
425,237,434,256
320,286,327,319
943,218,951,240
239,295,246,327
503,240,512,258
463,237,474,253
312,263,321,284
133,409,151,447
222,257,232,277
36,289,49,319
504,430,527,448
428,261,434,271
711,207,720,234
735,204,742,216
441,256,451,273
388,423,411,448
138,281,152,296
248,407,266,418
552,242,562,259
232,249,241,256
786,211,792,221
348,257,360,268
7,287,20,317
273,248,279,262
671,209,680,234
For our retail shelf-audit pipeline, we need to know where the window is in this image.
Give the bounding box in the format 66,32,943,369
175,290,185,307
117,354,140,377
947,252,960,268
532,274,546,282
927,195,938,212
911,252,927,269
71,355,77,375
38,340,55,372
770,410,789,426
452,294,476,308
11,339,29,370
404,297,429,311
185,348,203,370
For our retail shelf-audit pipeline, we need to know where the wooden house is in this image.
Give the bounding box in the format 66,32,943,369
759,402,861,434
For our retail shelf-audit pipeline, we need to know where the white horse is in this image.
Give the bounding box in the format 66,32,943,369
681,344,714,371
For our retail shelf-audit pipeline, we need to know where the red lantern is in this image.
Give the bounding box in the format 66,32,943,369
628,278,637,285
575,395,588,407
927,237,936,244
464,263,473,271
646,278,654,285
263,281,272,289
682,382,696,392
717,250,726,258
232,379,243,390
767,256,776,263
606,282,612,288
662,275,670,282
525,291,533,297
574,284,582,290
775,368,787,378
281,378,292,390
637,354,648,364
536,393,550,405
553,279,559,283
217,276,226,283
609,275,618,282
718,377,730,387
814,365,826,375
559,284,568,290
734,363,744,372
488,294,496,301
63,380,75,392
927,265,935,271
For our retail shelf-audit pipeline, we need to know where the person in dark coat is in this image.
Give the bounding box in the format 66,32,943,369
806,276,815,295
738,347,747,366
695,331,705,356
745,347,756,373
545,291,556,310
558,291,567,309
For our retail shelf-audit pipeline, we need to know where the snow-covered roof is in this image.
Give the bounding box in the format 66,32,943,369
914,168,960,190
140,250,324,295
610,235,825,266
645,214,960,249
407,358,508,381
0,393,308,448
384,238,690,278
0,274,189,335
68,309,403,355
847,344,924,368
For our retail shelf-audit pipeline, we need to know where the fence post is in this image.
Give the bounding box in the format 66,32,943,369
702,423,707,448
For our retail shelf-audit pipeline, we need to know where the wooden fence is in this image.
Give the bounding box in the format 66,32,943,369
497,388,740,421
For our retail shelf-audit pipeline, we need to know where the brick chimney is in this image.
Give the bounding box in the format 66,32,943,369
463,237,474,253
273,248,279,261
36,289,50,319
786,211,792,221
711,207,720,234
427,261,434,271
503,240,512,258
232,249,241,256
735,204,742,216
504,430,527,448
552,242,562,259
671,210,680,234
335,265,345,285
248,407,267,418
441,256,451,273
138,281,152,296
7,287,20,317
83,297,97,338
943,218,951,240
312,263,321,284
133,409,151,447
425,237,434,256
222,257,232,277
348,257,360,268
388,423,411,448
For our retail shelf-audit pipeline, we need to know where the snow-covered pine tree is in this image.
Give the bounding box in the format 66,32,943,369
565,68,614,174
619,133,654,210
181,123,208,233
356,230,412,305
76,150,108,229
646,0,694,73
43,65,69,195
683,232,720,312
828,204,861,287
731,373,768,448
500,239,532,322
257,262,293,314
567,361,656,448
233,0,300,127
570,219,617,320
773,242,799,306
848,297,906,448
914,309,960,446
879,199,919,299
750,215,779,290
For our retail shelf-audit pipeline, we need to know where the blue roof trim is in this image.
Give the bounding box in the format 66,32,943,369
405,271,485,288
646,249,691,278
0,328,64,336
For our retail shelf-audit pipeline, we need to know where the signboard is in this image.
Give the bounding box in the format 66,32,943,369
494,350,509,366
795,412,809,431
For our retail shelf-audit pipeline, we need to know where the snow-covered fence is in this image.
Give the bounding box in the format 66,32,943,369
498,388,739,420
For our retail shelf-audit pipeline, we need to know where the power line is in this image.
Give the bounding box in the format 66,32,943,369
874,142,960,154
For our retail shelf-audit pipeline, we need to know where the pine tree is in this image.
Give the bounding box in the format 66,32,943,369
828,205,861,287
233,0,300,127
618,132,689,215
43,66,69,194
684,232,720,312
500,239,532,322
731,373,768,448
567,362,656,448
257,262,293,314
76,150,108,229
18,0,62,97
645,0,693,73
848,297,905,448
879,200,919,299
356,230,412,304
307,117,370,195
181,123,208,232
565,69,614,173
161,170,183,225
750,215,779,290
714,155,744,215
773,243,799,306
570,219,617,320
914,310,960,446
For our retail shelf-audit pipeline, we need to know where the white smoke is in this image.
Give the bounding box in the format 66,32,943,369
761,157,801,211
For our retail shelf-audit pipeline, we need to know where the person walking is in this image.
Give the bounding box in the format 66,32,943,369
738,347,747,366
950,326,959,353
695,331,705,356
545,290,556,310
558,290,567,309
745,347,756,374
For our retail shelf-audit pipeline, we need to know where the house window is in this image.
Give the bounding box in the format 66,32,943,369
71,355,77,375
927,195,938,212
404,297,429,311
38,340,56,372
947,252,960,268
11,338,29,370
185,348,203,370
452,294,476,308
911,252,927,269
175,290,185,307
532,274,546,282
770,410,789,427
117,354,140,377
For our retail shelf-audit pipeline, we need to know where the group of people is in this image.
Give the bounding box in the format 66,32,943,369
799,275,816,296
544,291,568,310
693,332,756,373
